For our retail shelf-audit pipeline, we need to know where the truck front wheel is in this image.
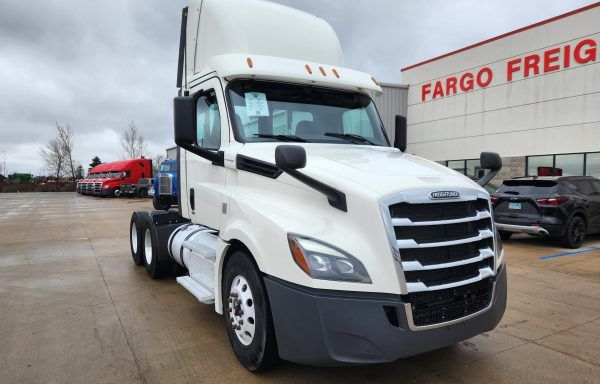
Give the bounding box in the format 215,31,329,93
222,251,278,371
153,194,171,211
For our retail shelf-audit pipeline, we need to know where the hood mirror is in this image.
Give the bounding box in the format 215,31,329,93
275,145,306,170
478,152,502,187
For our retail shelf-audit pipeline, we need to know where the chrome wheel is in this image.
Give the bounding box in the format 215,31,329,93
144,229,152,265
228,275,256,346
131,222,138,254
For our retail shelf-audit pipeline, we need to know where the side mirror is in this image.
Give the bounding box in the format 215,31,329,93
173,96,224,165
275,145,306,170
478,152,502,187
174,96,196,147
394,115,407,152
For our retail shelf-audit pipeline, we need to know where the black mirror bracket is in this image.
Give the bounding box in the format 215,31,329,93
275,145,347,212
477,152,502,187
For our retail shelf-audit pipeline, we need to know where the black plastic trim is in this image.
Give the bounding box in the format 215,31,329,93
236,155,282,179
285,168,347,212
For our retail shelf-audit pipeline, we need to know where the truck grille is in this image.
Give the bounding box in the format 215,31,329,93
382,190,496,328
158,174,173,195
94,182,101,193
405,277,493,327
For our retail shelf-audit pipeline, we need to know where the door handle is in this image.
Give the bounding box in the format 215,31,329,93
190,188,195,211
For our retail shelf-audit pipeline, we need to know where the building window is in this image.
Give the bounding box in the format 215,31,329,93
527,155,554,176
465,159,482,178
555,154,584,176
527,152,600,177
447,160,465,174
586,152,600,178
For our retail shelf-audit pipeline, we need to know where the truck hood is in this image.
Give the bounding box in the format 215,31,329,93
237,143,484,198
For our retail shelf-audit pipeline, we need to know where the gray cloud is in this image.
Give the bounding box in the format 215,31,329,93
0,0,595,173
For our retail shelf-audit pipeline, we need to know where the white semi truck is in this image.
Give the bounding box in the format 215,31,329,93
129,0,507,371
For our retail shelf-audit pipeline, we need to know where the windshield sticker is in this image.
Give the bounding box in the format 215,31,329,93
244,92,269,117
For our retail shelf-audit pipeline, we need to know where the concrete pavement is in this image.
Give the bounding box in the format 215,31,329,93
1,192,599,383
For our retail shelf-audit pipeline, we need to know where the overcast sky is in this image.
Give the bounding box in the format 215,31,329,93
0,0,596,174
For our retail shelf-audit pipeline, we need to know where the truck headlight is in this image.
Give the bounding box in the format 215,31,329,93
287,234,371,283
494,227,504,270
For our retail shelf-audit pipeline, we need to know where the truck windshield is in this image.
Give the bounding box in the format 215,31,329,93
227,80,389,146
159,164,176,172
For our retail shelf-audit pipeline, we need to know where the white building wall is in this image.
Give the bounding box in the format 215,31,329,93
401,4,600,162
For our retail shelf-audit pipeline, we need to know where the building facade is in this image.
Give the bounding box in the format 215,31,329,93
400,2,600,181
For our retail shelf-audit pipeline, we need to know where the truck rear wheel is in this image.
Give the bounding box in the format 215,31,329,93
130,211,150,266
222,251,278,371
141,215,172,279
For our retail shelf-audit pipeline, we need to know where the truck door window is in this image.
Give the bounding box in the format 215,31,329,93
196,91,221,150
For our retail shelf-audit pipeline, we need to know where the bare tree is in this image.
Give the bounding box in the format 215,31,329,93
57,123,76,182
121,121,148,159
152,154,165,176
40,137,65,185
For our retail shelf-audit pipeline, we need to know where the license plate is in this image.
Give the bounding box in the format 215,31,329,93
509,202,522,210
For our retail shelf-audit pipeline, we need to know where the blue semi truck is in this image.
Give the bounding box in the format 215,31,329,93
153,159,178,211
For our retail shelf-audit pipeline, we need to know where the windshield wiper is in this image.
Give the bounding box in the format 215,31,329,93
324,132,376,145
254,134,307,142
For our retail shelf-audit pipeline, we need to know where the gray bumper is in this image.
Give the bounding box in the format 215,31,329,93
496,223,549,236
264,264,507,366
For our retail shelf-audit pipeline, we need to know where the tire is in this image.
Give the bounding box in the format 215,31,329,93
138,188,148,198
153,194,172,211
499,231,512,241
561,216,586,249
222,251,278,371
142,215,171,278
114,189,122,198
130,211,150,266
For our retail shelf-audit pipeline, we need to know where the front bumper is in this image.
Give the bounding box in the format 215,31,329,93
264,264,507,366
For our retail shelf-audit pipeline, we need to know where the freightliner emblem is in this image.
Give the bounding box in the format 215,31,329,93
429,191,460,200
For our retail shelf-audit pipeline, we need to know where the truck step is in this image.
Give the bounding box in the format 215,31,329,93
176,276,215,304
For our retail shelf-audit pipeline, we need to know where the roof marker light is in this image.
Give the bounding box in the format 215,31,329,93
247,57,253,68
319,66,327,76
305,64,313,74
371,76,379,86
332,68,340,78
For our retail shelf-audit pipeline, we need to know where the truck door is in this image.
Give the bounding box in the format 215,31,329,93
182,78,227,230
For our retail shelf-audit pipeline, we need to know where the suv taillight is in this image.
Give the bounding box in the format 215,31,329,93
536,196,569,206
490,196,498,205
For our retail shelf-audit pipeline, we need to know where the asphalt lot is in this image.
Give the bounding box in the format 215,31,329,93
1,192,599,384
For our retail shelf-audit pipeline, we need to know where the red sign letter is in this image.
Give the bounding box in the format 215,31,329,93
459,73,474,91
543,48,561,72
507,58,521,81
446,76,458,95
574,38,597,64
476,67,493,88
524,54,540,77
432,81,445,99
421,83,431,102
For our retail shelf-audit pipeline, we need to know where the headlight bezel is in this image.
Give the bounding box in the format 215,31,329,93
287,234,372,284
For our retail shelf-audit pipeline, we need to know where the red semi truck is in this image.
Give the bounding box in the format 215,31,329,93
77,159,152,197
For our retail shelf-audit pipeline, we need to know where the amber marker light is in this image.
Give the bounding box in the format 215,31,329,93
288,236,310,275
305,64,313,74
332,68,340,78
247,57,253,68
319,66,327,76
371,76,379,85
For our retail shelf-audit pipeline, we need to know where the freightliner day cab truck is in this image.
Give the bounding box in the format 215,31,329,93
129,0,507,371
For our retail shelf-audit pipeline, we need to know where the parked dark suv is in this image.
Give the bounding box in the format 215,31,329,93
491,176,600,248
